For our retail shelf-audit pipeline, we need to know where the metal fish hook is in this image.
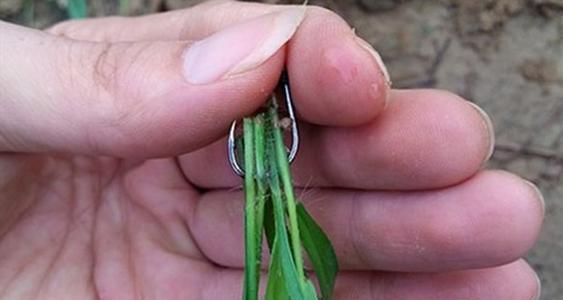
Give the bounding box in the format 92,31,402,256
228,72,300,177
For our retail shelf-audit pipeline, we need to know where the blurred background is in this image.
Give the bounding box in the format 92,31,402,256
1,0,562,298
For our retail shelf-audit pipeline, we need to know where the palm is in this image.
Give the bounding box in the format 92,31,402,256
0,154,223,300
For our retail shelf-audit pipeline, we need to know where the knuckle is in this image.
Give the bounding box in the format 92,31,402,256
79,42,155,155
91,43,121,100
60,41,149,139
88,43,147,132
56,38,177,155
349,194,377,266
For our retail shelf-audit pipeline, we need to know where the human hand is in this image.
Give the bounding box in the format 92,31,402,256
0,1,543,299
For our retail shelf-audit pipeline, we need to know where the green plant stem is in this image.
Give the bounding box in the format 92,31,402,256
243,97,337,300
119,0,130,15
253,114,267,283
243,118,258,300
267,135,305,299
66,0,87,19
268,105,306,283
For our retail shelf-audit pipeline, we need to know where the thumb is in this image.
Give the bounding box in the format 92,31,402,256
0,8,304,158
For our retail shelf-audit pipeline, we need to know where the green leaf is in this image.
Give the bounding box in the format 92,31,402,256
297,203,339,300
276,227,305,300
118,0,130,15
254,114,267,256
268,140,306,300
22,0,35,25
265,238,289,300
259,112,275,253
269,104,306,281
242,119,259,300
304,279,320,300
66,0,87,19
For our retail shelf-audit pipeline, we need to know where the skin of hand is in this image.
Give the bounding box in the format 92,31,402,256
0,1,544,299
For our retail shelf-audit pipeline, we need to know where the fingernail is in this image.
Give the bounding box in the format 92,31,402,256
467,102,495,162
183,7,306,85
524,180,545,217
532,271,542,300
355,37,392,86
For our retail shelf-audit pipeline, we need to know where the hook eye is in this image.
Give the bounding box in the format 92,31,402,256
228,71,300,177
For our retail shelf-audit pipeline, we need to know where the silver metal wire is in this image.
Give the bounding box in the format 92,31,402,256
228,72,299,177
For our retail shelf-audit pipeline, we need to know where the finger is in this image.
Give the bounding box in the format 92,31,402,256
180,89,494,190
333,260,540,300
188,171,544,272
201,260,539,300
48,2,391,126
0,9,303,157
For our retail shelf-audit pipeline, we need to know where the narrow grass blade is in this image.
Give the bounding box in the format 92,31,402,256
254,114,267,257
268,139,306,299
243,119,259,300
118,0,130,15
297,203,338,300
66,0,87,19
265,237,289,300
304,279,320,300
261,112,275,252
269,103,306,282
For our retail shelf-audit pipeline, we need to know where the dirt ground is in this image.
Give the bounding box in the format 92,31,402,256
1,0,562,299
